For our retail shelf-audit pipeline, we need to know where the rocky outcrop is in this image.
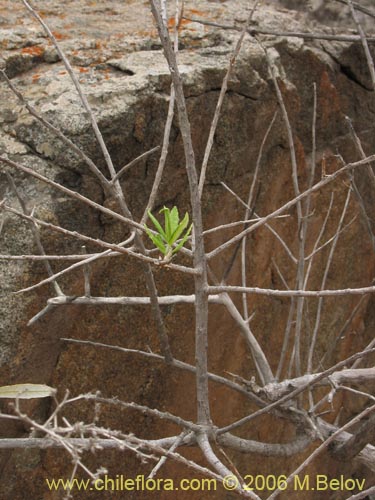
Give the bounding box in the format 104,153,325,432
0,1,375,499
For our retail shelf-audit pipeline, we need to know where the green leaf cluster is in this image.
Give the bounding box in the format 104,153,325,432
144,206,192,260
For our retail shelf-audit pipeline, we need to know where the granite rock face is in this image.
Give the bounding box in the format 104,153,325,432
0,1,375,499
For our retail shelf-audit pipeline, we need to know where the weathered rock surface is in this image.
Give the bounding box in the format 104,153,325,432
279,0,374,31
0,1,375,499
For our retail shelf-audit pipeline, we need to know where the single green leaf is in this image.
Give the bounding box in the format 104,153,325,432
170,211,189,244
145,226,167,255
147,210,167,240
169,206,180,238
172,223,193,254
0,383,56,399
160,206,172,241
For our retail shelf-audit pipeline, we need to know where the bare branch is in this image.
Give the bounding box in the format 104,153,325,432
346,486,375,500
0,252,120,261
61,337,266,406
6,172,63,296
0,70,109,187
82,394,201,431
1,205,198,290
242,111,279,319
198,0,260,198
14,236,135,298
266,403,375,499
111,146,160,184
21,0,116,178
207,153,375,260
221,293,274,384
148,431,188,479
202,215,289,237
260,368,375,401
28,303,56,326
0,156,141,231
141,3,181,224
184,16,375,43
334,0,375,19
220,181,297,263
22,0,174,364
307,187,352,374
346,0,375,91
217,347,375,435
149,0,210,424
208,284,375,298
49,294,223,307
218,431,313,457
319,294,367,369
332,413,375,461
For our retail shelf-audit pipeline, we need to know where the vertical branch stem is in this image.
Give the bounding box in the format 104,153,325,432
261,44,305,376
241,111,278,319
307,188,352,374
141,0,180,224
150,0,210,424
198,0,260,199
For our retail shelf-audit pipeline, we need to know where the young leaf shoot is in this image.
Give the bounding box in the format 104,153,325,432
145,206,192,261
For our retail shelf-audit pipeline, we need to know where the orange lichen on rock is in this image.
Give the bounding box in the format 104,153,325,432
51,31,66,40
185,8,206,16
21,45,44,56
168,17,193,29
